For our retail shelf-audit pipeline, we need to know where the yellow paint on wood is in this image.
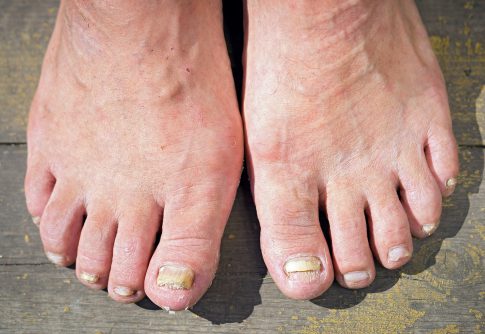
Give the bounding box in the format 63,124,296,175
431,324,460,334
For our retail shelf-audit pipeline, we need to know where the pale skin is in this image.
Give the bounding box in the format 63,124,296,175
25,0,459,310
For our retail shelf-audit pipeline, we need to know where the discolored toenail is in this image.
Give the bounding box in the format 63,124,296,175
32,216,40,226
284,256,322,281
79,272,99,284
343,271,370,285
45,251,65,266
422,223,438,236
113,286,135,297
388,245,410,263
157,264,195,290
445,177,457,190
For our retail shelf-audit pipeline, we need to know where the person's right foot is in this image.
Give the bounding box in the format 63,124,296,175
243,0,459,299
25,0,242,310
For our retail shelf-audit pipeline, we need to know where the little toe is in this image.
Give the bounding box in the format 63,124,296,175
325,186,375,289
24,161,55,225
425,125,459,197
39,182,84,266
76,207,117,289
399,149,443,238
108,202,160,303
366,185,413,269
254,176,333,300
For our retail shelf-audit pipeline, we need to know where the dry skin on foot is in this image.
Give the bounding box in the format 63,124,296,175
243,0,459,298
25,0,242,311
25,0,460,307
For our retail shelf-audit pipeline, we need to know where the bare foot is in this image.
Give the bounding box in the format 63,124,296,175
25,0,242,310
243,0,459,299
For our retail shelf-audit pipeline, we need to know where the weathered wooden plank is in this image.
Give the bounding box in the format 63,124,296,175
1,144,483,333
0,0,484,145
0,1,57,143
1,0,484,333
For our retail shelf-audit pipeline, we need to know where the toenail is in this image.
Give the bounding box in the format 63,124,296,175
284,256,322,280
388,246,410,263
445,177,457,190
79,272,99,284
422,223,438,236
113,286,135,297
45,252,65,266
343,271,370,285
32,216,40,226
162,306,177,315
157,264,195,290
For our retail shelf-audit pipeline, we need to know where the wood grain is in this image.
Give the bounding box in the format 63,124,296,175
0,0,484,333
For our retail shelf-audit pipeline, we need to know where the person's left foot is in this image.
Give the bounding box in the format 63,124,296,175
243,0,459,299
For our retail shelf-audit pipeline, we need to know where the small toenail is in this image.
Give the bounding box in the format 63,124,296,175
422,223,437,236
343,271,370,285
388,246,410,263
45,252,65,266
32,216,40,226
284,256,322,280
157,264,195,290
113,286,135,297
445,177,457,190
79,272,99,284
161,306,177,314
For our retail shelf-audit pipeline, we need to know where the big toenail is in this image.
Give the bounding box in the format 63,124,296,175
445,177,457,190
157,264,195,290
79,272,99,284
388,246,410,262
284,256,322,280
113,286,135,297
32,216,40,225
422,223,437,236
45,252,65,266
343,271,370,285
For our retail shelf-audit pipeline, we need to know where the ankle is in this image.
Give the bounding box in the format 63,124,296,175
59,0,223,51
246,0,380,42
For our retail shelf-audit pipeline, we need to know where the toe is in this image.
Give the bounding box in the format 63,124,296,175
24,160,55,225
399,148,442,238
145,184,235,311
254,175,333,300
325,185,375,289
76,206,117,290
425,125,459,197
39,182,84,266
108,201,160,303
366,184,413,269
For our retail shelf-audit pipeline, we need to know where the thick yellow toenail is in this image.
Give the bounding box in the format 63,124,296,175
284,256,321,277
157,264,194,290
113,287,135,297
45,252,65,266
32,216,40,225
422,223,437,236
343,271,370,285
445,177,457,189
79,272,99,284
388,246,410,262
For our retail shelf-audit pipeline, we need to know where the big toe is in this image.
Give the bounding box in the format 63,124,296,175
145,183,236,311
253,173,333,300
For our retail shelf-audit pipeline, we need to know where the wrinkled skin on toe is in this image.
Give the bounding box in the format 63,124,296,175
25,0,242,310
243,0,459,298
